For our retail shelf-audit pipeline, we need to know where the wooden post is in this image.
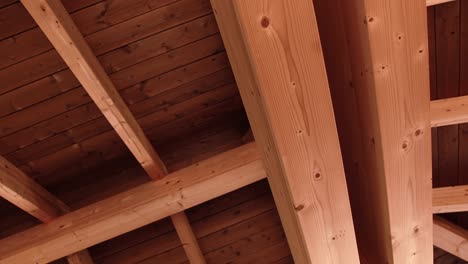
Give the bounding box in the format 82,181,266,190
211,0,359,263
322,0,433,262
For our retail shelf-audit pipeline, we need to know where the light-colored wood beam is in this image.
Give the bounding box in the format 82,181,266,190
433,185,468,214
431,95,468,127
0,143,265,264
20,0,166,179
211,1,359,263
171,212,206,263
427,0,456,6
0,156,94,263
19,1,205,262
172,212,206,263
336,0,433,262
434,216,468,262
0,155,68,222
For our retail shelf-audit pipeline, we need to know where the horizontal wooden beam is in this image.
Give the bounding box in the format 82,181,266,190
434,216,468,262
433,185,468,214
0,143,265,264
431,95,468,127
426,0,456,6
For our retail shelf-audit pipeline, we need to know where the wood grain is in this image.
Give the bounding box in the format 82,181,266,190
433,185,468,213
21,0,167,179
338,0,433,262
431,96,468,127
0,155,94,263
434,216,468,262
211,0,359,263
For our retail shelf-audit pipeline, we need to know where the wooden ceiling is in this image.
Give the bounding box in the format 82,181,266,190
1,0,468,263
0,0,249,244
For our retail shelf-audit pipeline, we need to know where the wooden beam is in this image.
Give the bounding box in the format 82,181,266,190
0,143,265,264
427,0,456,6
19,1,205,263
0,155,68,222
334,0,433,262
171,212,206,264
434,216,468,262
433,185,468,214
172,211,206,263
20,0,166,179
431,95,468,127
66,251,95,264
0,157,94,263
241,128,253,143
211,1,359,263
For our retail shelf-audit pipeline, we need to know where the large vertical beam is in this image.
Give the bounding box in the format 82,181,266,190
0,156,94,264
211,1,359,263
20,0,205,263
333,0,433,262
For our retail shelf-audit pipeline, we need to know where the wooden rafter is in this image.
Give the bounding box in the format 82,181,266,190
433,185,468,214
19,0,166,180
434,216,468,262
211,0,359,263
0,143,265,264
335,0,433,262
0,156,94,263
19,0,205,262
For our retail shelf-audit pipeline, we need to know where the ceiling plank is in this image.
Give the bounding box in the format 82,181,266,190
335,0,433,262
433,185,468,214
210,1,359,263
0,157,94,263
434,216,468,262
0,143,265,264
19,1,206,262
